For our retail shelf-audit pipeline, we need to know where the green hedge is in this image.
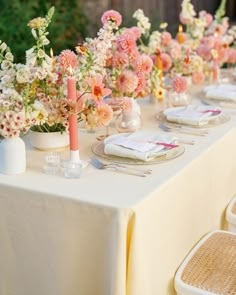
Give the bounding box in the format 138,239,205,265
0,0,88,63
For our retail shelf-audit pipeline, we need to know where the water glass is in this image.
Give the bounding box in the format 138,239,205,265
43,152,61,175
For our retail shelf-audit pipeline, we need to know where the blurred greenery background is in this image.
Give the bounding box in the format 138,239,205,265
0,0,234,64
0,0,89,63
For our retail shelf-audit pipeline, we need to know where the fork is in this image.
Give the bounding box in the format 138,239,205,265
159,123,208,137
90,157,148,177
165,123,209,134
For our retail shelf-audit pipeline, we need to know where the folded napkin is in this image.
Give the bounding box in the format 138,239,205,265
164,105,222,126
203,84,236,102
104,131,178,161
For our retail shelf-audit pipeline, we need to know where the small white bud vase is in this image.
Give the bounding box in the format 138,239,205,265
0,137,26,175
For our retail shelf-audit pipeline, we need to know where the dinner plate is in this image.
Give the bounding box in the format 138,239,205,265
202,84,236,103
157,107,230,128
91,141,185,165
201,96,236,109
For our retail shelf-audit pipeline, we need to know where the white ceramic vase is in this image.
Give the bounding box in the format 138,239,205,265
29,131,70,151
117,98,141,133
0,137,26,175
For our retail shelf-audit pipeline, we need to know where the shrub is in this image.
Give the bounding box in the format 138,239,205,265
0,0,88,63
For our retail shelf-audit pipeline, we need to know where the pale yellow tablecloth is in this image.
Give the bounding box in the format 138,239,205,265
0,97,236,295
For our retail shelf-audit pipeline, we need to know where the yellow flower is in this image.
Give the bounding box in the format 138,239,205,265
152,87,164,101
160,22,168,29
27,17,46,29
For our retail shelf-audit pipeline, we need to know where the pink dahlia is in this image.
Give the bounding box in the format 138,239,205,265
227,48,236,64
192,71,205,85
169,41,181,59
161,53,172,72
116,70,139,95
112,52,129,68
134,74,147,97
117,33,136,54
101,10,122,27
122,97,133,113
58,49,78,71
172,76,187,93
161,31,172,47
124,27,142,40
96,103,113,127
196,45,211,62
134,54,153,74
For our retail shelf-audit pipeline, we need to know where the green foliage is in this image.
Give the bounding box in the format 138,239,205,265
0,0,88,63
215,0,227,23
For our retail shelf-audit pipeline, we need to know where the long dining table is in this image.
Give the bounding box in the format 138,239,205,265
1,88,236,295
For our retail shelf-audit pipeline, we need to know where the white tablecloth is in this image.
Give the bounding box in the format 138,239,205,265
0,97,236,295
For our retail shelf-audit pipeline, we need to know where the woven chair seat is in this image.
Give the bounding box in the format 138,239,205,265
175,230,236,295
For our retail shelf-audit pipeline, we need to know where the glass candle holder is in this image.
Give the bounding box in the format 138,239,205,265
63,161,82,179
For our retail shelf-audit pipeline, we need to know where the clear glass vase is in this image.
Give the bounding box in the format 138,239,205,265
117,98,141,133
168,91,190,107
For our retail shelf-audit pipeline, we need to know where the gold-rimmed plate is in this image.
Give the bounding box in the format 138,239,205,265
157,107,230,129
91,141,185,165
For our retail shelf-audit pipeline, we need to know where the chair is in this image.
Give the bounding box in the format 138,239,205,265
226,196,236,233
174,230,236,295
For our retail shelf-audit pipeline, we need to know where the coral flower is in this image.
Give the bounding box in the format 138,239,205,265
134,54,153,74
58,49,78,71
116,70,139,95
96,103,113,127
101,10,122,27
112,52,129,68
196,45,211,62
161,53,172,72
117,33,136,54
134,74,146,97
192,71,205,85
87,75,112,101
227,48,236,64
169,41,181,59
161,31,172,47
173,76,187,93
124,27,142,40
122,97,133,113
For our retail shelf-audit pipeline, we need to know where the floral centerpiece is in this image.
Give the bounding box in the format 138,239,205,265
180,0,236,79
132,9,205,92
0,40,36,138
100,9,154,101
0,7,114,139
0,7,75,139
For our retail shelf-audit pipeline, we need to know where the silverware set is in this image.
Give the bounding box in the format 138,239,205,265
159,123,208,137
90,157,151,177
90,109,218,176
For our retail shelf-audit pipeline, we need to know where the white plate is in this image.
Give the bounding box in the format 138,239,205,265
91,140,185,165
160,105,230,128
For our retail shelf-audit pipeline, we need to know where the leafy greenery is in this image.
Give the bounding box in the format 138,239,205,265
215,0,227,23
0,0,88,63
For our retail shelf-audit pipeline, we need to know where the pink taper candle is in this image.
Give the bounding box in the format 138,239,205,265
67,76,79,151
